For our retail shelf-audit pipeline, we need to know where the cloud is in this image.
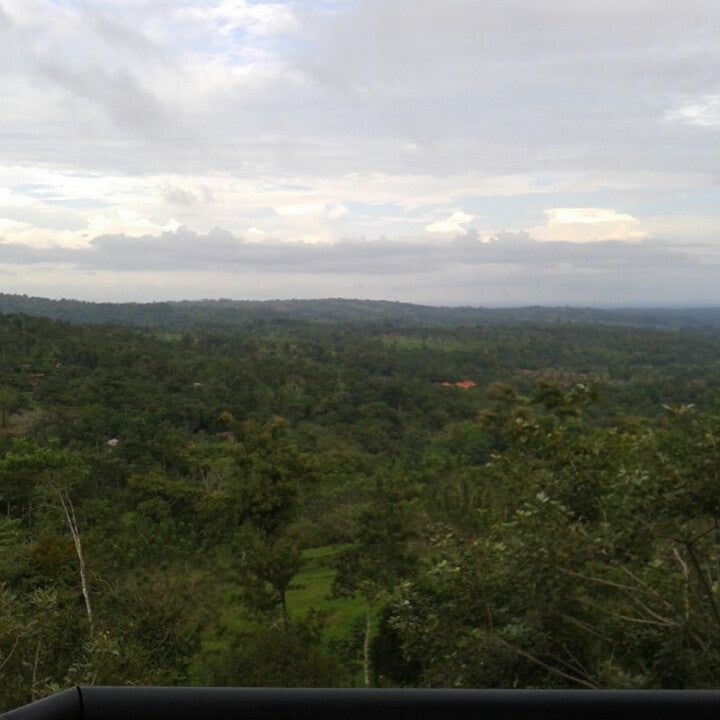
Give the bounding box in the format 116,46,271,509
3,227,719,306
0,1,719,304
531,208,645,243
665,95,720,128
35,62,168,138
0,217,31,235
0,225,705,274
3,0,720,179
163,186,200,206
545,208,636,225
425,211,474,235
275,202,332,217
179,0,299,38
0,4,12,29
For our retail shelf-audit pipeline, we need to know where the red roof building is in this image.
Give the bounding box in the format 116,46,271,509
440,380,477,390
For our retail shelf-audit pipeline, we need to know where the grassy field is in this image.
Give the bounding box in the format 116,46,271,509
287,544,366,641
200,544,363,644
190,543,365,683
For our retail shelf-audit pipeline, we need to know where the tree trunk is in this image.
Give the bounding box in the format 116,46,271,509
31,638,41,701
59,491,94,628
280,589,289,628
673,545,691,623
363,605,372,687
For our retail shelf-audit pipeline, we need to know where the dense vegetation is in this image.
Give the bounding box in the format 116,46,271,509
1,299,719,709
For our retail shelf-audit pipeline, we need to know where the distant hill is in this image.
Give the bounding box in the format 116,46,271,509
2,293,720,330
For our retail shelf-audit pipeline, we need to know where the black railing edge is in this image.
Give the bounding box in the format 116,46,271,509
0,686,81,720
2,686,719,720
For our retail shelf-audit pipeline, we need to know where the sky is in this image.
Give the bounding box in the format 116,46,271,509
1,0,719,306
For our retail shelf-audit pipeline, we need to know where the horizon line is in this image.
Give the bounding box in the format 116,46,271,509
2,292,720,312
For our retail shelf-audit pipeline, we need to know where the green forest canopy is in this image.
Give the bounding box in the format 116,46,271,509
0,297,719,709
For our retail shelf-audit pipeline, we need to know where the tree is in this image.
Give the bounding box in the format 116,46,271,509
333,481,418,686
235,528,301,623
389,396,720,688
34,453,94,628
0,445,95,629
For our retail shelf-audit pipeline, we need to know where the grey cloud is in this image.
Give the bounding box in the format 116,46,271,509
163,187,200,207
4,228,720,307
0,1,182,166
87,227,240,270
36,62,168,137
188,0,720,177
306,1,720,84
0,4,11,30
3,1,720,178
283,1,720,175
0,228,712,277
87,10,170,65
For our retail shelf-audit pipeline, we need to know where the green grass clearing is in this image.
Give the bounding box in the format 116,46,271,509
287,544,365,641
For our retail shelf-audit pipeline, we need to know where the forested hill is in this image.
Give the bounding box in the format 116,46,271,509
3,293,720,330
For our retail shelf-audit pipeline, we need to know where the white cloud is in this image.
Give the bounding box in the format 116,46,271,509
327,203,349,219
425,210,474,235
179,1,299,38
665,96,720,128
531,208,645,243
0,217,31,235
545,208,637,225
275,202,330,217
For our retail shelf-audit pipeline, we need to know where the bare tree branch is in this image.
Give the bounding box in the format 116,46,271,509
487,632,600,689
57,489,94,628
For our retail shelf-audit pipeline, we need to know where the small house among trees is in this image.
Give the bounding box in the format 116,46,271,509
440,380,477,390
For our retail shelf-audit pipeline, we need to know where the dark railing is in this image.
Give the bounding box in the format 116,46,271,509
2,687,719,720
